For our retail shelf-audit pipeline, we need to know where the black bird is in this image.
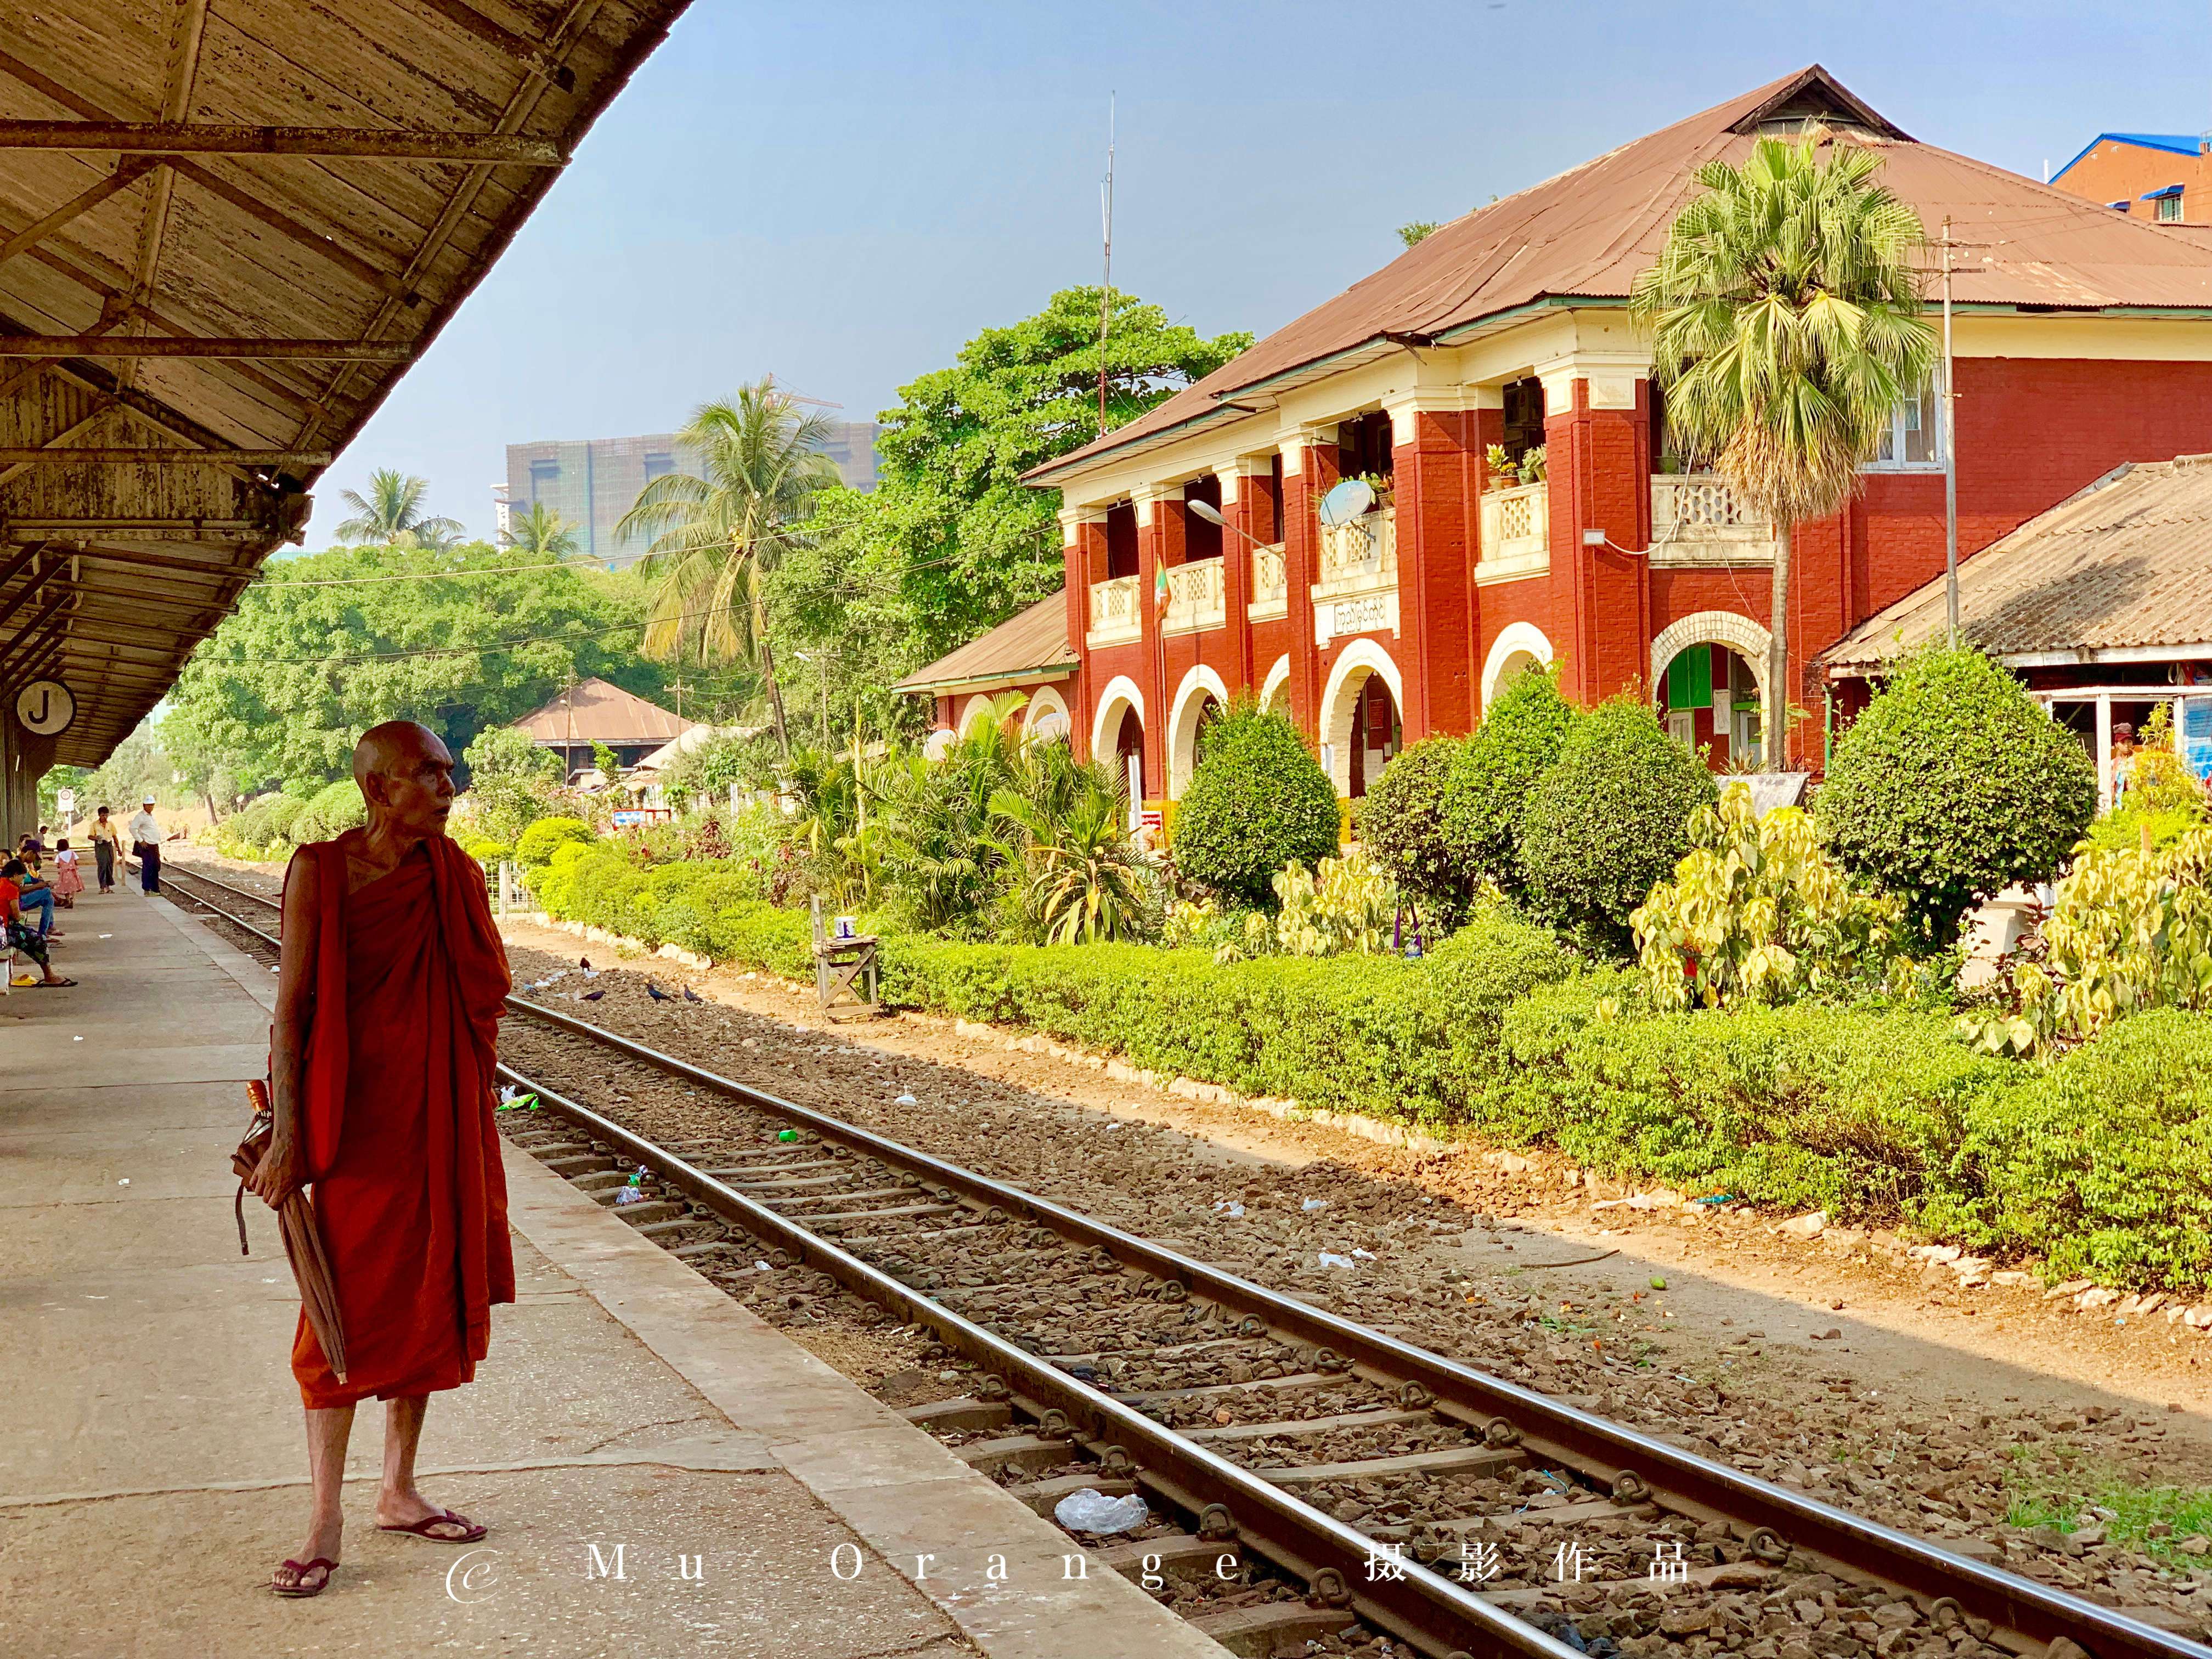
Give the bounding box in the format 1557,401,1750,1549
646,980,672,1002
579,956,592,970
582,988,606,1002
682,985,703,1003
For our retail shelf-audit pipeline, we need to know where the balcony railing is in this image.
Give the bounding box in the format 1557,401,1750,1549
1249,542,1287,621
1650,473,1779,566
1313,506,1396,600
1476,480,1549,584
1086,573,1141,648
1163,557,1226,635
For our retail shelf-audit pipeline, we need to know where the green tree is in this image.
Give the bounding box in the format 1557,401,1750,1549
334,468,465,549
1519,696,1719,956
616,378,842,757
1442,663,1581,891
507,501,581,560
168,543,657,792
1819,647,2097,947
1634,133,1936,770
819,287,1250,662
460,724,563,842
1171,702,1340,909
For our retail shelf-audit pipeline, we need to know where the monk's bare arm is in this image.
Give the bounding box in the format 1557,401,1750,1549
251,849,321,1207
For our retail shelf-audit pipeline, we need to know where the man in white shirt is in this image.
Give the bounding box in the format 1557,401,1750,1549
127,795,165,895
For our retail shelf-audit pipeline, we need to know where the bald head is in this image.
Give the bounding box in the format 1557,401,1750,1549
353,720,456,837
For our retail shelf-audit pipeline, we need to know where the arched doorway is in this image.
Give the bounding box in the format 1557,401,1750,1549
1481,620,1554,713
1167,664,1229,797
1319,641,1404,798
1650,612,1773,771
1259,654,1292,716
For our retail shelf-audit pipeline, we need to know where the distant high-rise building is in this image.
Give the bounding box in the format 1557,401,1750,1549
501,423,879,558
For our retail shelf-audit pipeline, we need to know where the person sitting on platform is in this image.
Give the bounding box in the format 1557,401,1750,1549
247,720,515,1599
5,849,57,938
1,861,72,988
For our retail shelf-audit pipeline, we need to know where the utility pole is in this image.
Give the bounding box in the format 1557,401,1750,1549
1098,94,1115,438
1942,216,1959,646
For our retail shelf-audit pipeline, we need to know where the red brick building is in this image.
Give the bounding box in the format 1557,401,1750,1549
907,67,2212,817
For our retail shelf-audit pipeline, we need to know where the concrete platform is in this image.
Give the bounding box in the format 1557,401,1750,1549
0,883,1222,1659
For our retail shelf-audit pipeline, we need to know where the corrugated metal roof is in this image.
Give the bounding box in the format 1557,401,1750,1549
1823,454,2212,669
895,592,1073,694
1032,66,2212,486
512,676,694,744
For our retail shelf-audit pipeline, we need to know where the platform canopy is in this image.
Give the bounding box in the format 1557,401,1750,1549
0,0,689,769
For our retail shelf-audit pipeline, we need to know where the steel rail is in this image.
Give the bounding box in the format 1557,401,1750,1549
496,1065,1584,1659
163,862,2203,1659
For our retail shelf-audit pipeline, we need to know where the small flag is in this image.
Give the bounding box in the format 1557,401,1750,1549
1154,563,1169,618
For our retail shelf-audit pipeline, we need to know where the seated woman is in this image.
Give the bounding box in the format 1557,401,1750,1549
7,845,57,938
1,861,72,987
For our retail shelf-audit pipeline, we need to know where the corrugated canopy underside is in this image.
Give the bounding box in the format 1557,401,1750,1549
0,0,689,766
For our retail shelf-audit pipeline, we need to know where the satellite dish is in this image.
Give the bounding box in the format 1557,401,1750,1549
1317,478,1374,527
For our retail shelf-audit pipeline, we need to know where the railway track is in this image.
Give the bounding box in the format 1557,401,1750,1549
162,860,2208,1659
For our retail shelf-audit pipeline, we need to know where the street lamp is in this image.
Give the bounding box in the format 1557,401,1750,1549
1185,498,1266,549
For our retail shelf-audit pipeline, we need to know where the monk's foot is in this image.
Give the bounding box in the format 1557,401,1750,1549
376,1490,486,1543
272,1520,342,1597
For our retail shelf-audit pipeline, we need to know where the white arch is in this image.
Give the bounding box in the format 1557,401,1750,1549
957,692,1000,736
1258,654,1292,715
1022,683,1071,744
1318,639,1404,796
1649,610,1771,708
1089,674,1145,763
1481,620,1554,712
1166,663,1231,798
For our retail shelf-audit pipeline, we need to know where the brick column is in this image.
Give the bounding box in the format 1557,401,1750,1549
1059,506,1108,760
1132,485,1177,804
1216,458,1270,693
1541,367,1653,706
1282,428,1338,736
1466,397,1506,718
1389,400,1481,739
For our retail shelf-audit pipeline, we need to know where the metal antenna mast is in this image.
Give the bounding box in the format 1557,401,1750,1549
1098,94,1115,438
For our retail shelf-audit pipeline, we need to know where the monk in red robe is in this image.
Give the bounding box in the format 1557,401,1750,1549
249,720,515,1598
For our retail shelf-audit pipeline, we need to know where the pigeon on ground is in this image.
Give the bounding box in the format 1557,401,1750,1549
580,956,599,979
682,985,703,1003
582,988,606,1001
646,980,672,1002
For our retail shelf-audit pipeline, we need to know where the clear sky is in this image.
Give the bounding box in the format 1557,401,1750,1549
320,0,2212,544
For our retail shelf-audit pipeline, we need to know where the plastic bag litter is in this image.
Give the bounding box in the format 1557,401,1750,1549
1301,1198,1330,1212
1053,1488,1147,1534
1212,1200,1245,1218
1317,1251,1358,1269
894,1090,917,1106
1351,1248,1376,1260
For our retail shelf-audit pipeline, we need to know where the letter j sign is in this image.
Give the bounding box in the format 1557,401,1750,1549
15,678,74,737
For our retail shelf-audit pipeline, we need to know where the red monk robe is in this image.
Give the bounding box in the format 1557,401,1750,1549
287,836,515,1408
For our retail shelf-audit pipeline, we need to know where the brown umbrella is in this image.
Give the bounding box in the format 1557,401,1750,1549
233,1080,348,1384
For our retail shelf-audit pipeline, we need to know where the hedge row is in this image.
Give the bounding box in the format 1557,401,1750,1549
531,843,2212,1292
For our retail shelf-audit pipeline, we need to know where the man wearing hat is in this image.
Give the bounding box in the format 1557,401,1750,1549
127,794,165,895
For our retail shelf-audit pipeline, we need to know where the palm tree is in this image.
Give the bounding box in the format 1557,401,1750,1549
614,377,842,755
1633,131,1936,771
507,501,581,560
332,468,466,549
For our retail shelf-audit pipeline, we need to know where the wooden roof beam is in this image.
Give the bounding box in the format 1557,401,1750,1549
166,160,422,305
0,158,158,270
0,593,72,678
0,335,414,361
409,0,579,91
0,447,332,466
0,551,66,635
0,121,568,166
69,544,257,578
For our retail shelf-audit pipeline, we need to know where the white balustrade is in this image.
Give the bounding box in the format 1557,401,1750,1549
1313,506,1397,599
1476,481,1550,584
1163,557,1226,634
1086,573,1141,647
1649,473,1779,565
1249,543,1288,620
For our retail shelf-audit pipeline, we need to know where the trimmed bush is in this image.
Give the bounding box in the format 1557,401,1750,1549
1933,1011,2212,1289
1359,737,1471,922
1171,703,1340,908
292,780,366,843
1519,696,1717,955
516,815,596,870
1441,663,1580,889
458,834,511,864
262,794,307,844
1820,647,2098,947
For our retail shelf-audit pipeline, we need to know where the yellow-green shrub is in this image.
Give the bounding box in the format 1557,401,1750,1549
1632,782,1906,1009
1271,845,1400,957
